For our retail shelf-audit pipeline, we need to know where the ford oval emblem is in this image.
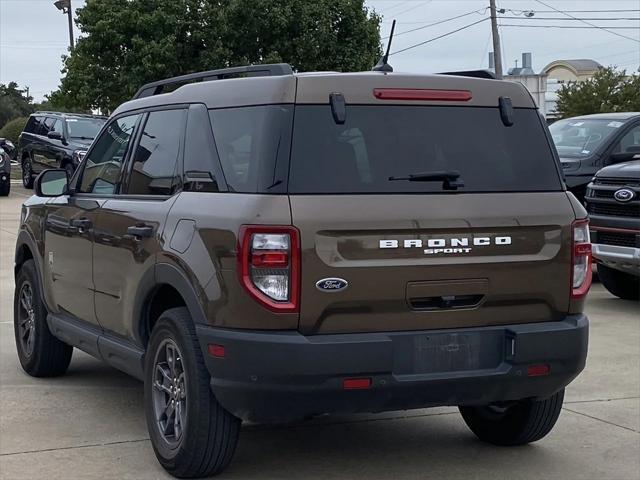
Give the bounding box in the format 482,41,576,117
614,188,635,203
315,278,348,292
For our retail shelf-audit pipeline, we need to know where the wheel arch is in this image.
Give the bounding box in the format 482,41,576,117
135,263,208,348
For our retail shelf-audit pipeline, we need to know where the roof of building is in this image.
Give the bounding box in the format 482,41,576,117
542,59,603,75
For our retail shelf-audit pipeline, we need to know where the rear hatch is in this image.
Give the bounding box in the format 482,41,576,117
289,73,574,334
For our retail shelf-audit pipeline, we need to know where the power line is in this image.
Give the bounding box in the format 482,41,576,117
382,9,485,40
390,17,489,56
499,24,640,30
500,16,640,21
391,0,433,18
533,0,640,44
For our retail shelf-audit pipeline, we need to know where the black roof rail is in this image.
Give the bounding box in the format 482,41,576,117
438,69,497,80
132,63,294,100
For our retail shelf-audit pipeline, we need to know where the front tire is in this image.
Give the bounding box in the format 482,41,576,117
0,180,9,196
597,264,640,300
22,156,34,188
459,389,564,446
144,308,240,478
14,260,73,377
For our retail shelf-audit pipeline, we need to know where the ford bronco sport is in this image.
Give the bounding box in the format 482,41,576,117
14,63,590,478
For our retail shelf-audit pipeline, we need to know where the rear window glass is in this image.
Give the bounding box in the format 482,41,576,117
24,116,44,134
209,106,292,193
289,106,562,194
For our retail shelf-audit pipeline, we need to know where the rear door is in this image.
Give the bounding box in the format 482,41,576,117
288,104,574,334
92,108,185,339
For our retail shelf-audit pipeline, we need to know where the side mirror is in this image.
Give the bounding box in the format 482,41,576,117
47,131,63,141
35,169,69,197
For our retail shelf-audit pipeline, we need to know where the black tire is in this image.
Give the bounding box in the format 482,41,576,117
14,259,73,377
0,180,9,196
22,156,34,188
597,264,640,300
144,307,240,478
459,389,564,446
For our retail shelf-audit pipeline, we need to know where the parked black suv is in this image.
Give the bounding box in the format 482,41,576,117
586,161,640,299
550,112,640,201
18,112,106,188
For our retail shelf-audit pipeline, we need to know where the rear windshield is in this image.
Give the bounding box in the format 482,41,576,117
66,117,106,140
288,105,562,194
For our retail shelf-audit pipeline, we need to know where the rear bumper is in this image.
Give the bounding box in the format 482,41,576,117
197,315,588,423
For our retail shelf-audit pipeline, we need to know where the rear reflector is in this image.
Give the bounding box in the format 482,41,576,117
343,378,372,390
527,364,551,377
208,344,225,358
373,88,472,101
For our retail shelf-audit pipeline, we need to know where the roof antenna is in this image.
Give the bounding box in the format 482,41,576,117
373,19,396,72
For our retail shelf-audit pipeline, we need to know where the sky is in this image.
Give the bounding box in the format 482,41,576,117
1,0,639,101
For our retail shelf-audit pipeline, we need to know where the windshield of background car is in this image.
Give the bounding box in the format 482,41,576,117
66,117,106,140
549,118,625,158
288,105,563,194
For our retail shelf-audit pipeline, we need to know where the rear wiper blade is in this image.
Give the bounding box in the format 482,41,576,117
388,170,464,190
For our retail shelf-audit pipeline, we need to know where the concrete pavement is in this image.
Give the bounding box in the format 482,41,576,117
1,185,639,479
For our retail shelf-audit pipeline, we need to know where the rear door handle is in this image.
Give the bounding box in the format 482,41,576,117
69,217,92,230
127,224,154,238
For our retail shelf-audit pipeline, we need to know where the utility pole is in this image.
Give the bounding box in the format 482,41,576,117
54,0,74,50
489,0,503,79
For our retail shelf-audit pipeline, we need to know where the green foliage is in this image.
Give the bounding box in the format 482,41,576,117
0,83,33,129
0,117,28,144
556,67,640,118
51,0,382,112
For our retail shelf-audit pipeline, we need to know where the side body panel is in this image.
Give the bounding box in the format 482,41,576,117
93,196,177,338
157,192,295,330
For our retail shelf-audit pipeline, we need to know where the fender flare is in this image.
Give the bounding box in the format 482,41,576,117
133,262,208,345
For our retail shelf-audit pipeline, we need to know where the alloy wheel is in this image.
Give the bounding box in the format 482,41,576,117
17,282,36,357
152,339,187,447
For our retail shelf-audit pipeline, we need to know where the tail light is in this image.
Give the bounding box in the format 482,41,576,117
571,219,592,299
238,225,300,312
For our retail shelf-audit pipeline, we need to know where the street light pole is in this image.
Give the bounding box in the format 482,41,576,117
54,0,74,50
489,0,503,79
66,1,74,50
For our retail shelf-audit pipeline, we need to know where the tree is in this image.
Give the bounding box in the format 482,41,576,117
52,0,381,112
0,117,28,144
555,67,640,118
0,83,33,128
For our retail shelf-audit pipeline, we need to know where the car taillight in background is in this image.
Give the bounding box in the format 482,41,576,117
571,218,592,299
238,226,300,312
72,150,87,164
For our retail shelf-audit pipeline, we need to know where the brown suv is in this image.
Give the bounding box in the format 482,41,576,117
14,64,591,478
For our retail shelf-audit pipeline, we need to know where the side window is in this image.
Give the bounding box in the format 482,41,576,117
43,118,63,137
126,109,185,196
208,105,293,193
78,114,141,194
614,125,640,153
25,116,44,134
183,104,222,192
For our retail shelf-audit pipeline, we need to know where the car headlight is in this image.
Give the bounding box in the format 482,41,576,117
4,140,14,148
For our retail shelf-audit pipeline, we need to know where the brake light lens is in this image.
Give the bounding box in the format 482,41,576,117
571,219,592,299
373,88,472,101
238,226,300,312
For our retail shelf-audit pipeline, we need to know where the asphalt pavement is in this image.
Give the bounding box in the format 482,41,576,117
1,184,638,479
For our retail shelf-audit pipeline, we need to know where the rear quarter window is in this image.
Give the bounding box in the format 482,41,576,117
288,105,563,194
23,116,44,134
